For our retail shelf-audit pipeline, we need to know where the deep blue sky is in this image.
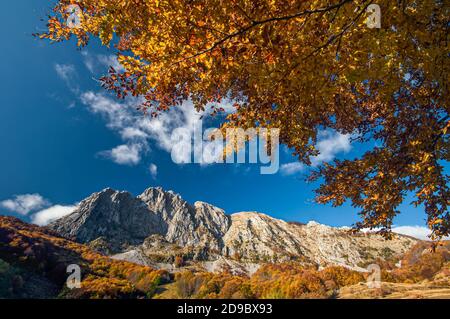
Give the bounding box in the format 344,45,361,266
0,0,432,230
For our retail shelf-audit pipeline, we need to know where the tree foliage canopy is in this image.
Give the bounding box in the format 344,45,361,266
40,0,449,239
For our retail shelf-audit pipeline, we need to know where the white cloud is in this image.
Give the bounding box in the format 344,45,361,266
55,63,79,93
101,144,142,165
55,63,76,82
362,225,450,241
80,91,133,130
0,194,49,215
149,163,158,179
280,162,304,175
121,127,148,140
97,55,124,72
311,131,352,166
1,193,77,225
81,51,124,74
392,225,450,241
31,205,77,226
281,131,352,176
80,91,235,166
136,100,205,152
81,51,95,73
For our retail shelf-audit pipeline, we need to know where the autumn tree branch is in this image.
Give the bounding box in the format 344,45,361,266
172,0,356,65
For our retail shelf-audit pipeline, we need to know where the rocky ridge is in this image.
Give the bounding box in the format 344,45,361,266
49,187,418,273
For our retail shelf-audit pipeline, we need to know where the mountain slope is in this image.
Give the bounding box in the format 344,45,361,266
48,187,417,271
50,187,230,254
224,213,415,269
0,216,169,298
1,216,448,299
49,188,163,253
139,187,230,252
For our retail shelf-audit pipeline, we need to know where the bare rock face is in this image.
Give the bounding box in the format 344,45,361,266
48,188,163,252
49,187,230,254
49,187,418,272
222,212,307,262
223,213,416,270
138,187,230,252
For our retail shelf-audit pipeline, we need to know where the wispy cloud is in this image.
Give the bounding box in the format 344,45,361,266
31,205,77,226
149,163,158,179
1,193,76,225
55,63,79,93
362,225,450,241
312,131,352,166
280,162,304,175
81,51,124,74
121,127,148,140
100,144,142,165
392,225,450,241
0,194,49,215
281,131,352,176
52,54,238,167
80,91,235,166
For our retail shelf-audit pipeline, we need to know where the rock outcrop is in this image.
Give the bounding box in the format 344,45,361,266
49,187,230,254
49,188,163,252
48,187,418,272
224,213,415,270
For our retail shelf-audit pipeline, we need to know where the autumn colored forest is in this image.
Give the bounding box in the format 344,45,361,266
1,216,448,299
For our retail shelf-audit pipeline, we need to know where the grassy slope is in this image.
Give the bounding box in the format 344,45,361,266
339,280,450,299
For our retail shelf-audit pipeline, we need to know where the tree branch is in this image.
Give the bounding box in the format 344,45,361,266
172,0,354,65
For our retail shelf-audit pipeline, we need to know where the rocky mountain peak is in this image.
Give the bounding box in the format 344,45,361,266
50,186,232,255
49,188,163,252
139,186,182,201
48,186,418,272
138,187,188,220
